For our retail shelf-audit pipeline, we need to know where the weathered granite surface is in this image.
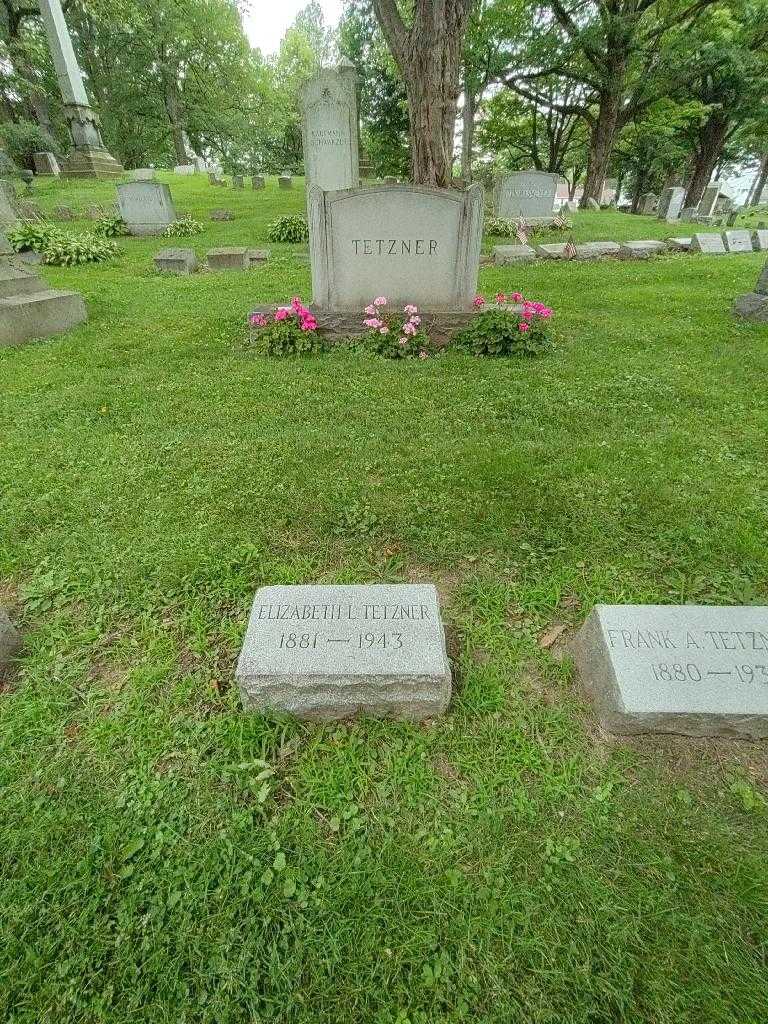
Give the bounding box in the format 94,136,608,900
666,237,693,251
493,244,536,264
494,170,559,222
534,243,568,259
723,229,753,253
207,247,248,270
573,604,768,738
301,62,359,192
575,241,620,259
117,181,176,235
236,584,452,721
657,187,685,222
618,240,668,258
752,229,768,251
691,233,727,254
154,248,197,274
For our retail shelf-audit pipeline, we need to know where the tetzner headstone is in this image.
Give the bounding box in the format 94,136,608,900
117,181,176,235
574,604,768,738
236,583,452,720
494,170,559,223
301,60,359,192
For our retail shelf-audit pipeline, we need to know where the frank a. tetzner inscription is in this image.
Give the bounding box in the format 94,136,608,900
236,584,452,721
574,604,768,738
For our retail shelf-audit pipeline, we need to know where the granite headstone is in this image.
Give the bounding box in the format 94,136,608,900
117,181,176,235
494,171,559,222
301,61,359,192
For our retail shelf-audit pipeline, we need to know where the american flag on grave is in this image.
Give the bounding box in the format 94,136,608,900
515,219,529,245
564,237,578,260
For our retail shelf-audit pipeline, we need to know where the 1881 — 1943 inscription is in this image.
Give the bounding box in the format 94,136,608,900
236,584,452,721
574,605,768,738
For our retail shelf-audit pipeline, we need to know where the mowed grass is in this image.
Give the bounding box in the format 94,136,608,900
1,173,768,1024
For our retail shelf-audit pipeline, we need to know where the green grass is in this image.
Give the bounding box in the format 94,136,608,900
1,173,768,1024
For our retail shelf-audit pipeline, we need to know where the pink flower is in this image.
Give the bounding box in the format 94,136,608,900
539,308,553,318
522,309,533,320
512,291,523,302
399,338,407,346
419,350,428,359
518,322,530,332
300,315,317,331
404,304,418,315
373,296,387,306
409,315,421,326
403,321,417,336
473,294,486,308
494,292,506,304
274,308,289,321
379,326,389,334
249,313,267,327
364,304,377,316
364,317,383,329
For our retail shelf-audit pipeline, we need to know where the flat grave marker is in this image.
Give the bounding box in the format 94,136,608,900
574,604,768,738
723,229,753,253
236,583,452,721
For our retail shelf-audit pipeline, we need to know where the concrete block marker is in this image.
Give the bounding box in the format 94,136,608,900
575,241,620,260
236,584,452,721
0,288,87,346
723,230,753,253
535,243,569,260
618,240,668,259
691,233,727,254
154,248,197,274
493,244,536,265
573,604,768,738
666,237,693,251
207,247,249,270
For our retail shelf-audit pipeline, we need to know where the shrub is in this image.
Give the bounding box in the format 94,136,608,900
267,214,309,243
94,215,128,238
164,216,204,237
485,216,516,237
7,221,62,253
361,297,437,359
248,297,323,356
456,293,553,356
42,233,118,266
0,119,59,168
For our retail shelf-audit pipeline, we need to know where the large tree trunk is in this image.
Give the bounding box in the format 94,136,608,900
161,69,188,164
748,153,768,206
373,0,473,187
580,90,620,208
460,86,475,183
684,110,729,207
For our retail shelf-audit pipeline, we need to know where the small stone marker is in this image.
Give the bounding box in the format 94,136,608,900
680,206,698,222
732,259,768,322
574,604,768,738
723,229,753,253
534,242,569,259
493,244,536,265
252,175,265,190
117,181,176,235
248,249,270,266
210,208,233,221
752,229,768,251
699,185,720,217
619,240,667,259
383,175,398,185
575,240,620,259
208,171,217,185
666,237,692,251
586,197,600,211
132,168,156,181
174,164,195,175
494,170,559,222
154,247,197,274
639,192,658,215
33,151,60,176
691,232,727,254
236,584,452,721
0,607,21,671
278,174,293,189
657,186,685,222
232,174,244,189
206,247,248,270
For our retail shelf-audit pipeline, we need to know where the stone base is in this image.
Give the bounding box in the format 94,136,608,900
61,146,123,179
0,288,87,346
732,292,768,322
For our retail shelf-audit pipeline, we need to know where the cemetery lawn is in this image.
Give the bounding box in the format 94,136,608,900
2,174,768,1024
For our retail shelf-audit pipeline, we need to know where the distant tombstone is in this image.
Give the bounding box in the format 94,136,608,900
132,168,156,181
534,242,569,259
573,604,768,738
236,584,451,721
154,248,197,274
193,156,208,173
493,244,537,265
210,208,233,221
575,240,620,259
116,181,176,236
252,175,265,190
278,174,293,190
691,232,727,254
680,206,698,222
723,229,753,253
308,183,483,311
208,171,218,185
657,187,685,222
0,188,20,227
232,175,244,189
752,229,768,251
174,164,195,175
715,195,733,214
494,170,559,222
32,151,60,176
666,237,693,251
301,60,359,192
586,197,601,211
639,193,658,215
699,185,720,216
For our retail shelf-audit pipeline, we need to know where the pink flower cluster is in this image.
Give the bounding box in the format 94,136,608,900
473,291,553,333
249,296,317,332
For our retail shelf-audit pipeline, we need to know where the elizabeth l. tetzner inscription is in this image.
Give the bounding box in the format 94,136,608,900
574,605,768,738
236,584,452,721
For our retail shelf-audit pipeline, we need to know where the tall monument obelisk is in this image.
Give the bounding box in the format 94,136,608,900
38,0,123,178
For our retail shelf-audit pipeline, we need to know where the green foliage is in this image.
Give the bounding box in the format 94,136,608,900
249,318,324,357
485,216,516,237
455,307,552,357
362,301,438,359
7,221,61,253
41,232,118,267
267,213,309,243
94,215,129,238
0,119,59,168
163,216,205,237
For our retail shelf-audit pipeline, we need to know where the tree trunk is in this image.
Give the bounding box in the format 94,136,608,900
748,153,768,206
460,87,475,183
161,70,188,164
684,110,729,207
373,0,473,188
580,91,620,208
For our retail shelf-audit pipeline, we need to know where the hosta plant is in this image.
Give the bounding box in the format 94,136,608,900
266,214,309,243
42,233,118,266
164,216,204,237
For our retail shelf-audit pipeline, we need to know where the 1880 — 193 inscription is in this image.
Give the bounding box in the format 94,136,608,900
236,584,452,721
574,605,768,738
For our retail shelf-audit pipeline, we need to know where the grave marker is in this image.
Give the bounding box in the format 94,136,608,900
723,229,752,253
236,583,452,721
732,259,768,321
252,175,265,190
301,61,359,192
691,232,727,254
639,193,658,214
116,181,176,235
657,187,685,222
494,170,559,222
574,604,768,738
699,185,720,216
33,151,60,176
